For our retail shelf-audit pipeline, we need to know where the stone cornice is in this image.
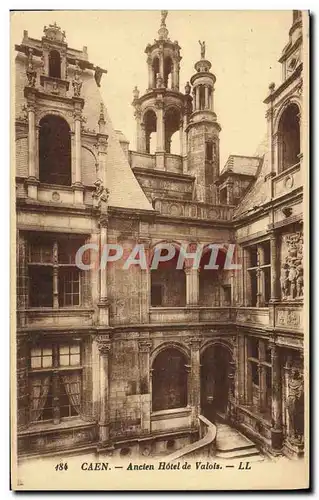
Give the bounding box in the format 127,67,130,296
132,167,195,183
263,63,303,104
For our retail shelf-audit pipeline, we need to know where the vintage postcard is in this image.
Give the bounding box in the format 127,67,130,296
11,10,309,490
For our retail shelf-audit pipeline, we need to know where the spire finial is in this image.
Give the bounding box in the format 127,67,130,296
158,10,169,40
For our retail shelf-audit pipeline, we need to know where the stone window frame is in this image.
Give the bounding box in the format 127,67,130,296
28,234,84,308
246,337,272,418
28,341,83,424
245,240,271,307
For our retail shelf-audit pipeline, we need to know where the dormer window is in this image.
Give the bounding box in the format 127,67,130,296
49,50,61,79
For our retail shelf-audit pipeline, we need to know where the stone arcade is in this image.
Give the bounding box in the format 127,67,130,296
15,12,305,461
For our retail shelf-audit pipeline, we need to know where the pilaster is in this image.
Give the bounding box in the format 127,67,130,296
270,344,283,450
97,336,111,444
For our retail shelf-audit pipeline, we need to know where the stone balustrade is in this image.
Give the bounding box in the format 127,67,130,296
149,307,232,324
165,415,217,462
153,198,234,221
129,150,156,170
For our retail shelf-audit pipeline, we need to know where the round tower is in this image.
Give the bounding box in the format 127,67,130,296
186,42,221,203
132,11,190,162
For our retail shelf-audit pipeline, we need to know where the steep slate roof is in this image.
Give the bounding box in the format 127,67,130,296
82,74,153,212
220,155,261,178
233,135,271,219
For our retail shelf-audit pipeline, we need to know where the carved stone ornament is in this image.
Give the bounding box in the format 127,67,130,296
43,22,66,43
132,86,140,101
287,368,304,444
72,60,83,97
26,48,37,87
281,232,303,300
97,336,111,355
187,336,202,350
138,340,152,353
93,179,110,209
156,73,164,89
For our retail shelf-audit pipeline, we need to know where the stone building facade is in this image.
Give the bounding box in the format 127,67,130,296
15,11,305,460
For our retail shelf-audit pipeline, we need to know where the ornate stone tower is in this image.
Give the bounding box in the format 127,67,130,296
132,11,191,171
186,41,221,203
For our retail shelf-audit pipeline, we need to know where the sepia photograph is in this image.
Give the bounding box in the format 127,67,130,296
11,9,309,490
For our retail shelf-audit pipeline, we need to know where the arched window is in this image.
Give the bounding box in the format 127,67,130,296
39,115,71,186
199,86,206,110
152,57,159,88
164,107,181,154
143,110,157,154
150,246,186,307
49,50,61,79
152,348,188,411
278,103,300,173
164,57,173,89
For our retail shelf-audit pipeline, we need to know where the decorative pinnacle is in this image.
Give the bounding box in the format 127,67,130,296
158,10,169,40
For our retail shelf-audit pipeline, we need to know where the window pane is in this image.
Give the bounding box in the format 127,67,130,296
31,357,41,369
59,354,70,366
59,346,69,355
31,348,41,357
59,268,80,307
70,345,80,354
249,338,259,359
252,363,259,385
29,267,53,307
42,355,53,368
249,245,258,267
70,354,80,366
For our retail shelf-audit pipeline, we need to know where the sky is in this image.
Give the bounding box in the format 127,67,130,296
11,10,293,167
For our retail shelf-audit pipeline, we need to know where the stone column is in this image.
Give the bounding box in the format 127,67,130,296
147,56,153,89
135,109,144,152
189,337,201,426
210,88,214,112
270,344,283,450
174,60,180,91
155,102,165,153
52,267,59,309
185,267,199,305
138,340,152,433
72,98,84,204
204,85,209,109
97,336,111,444
139,237,151,323
270,231,280,301
192,89,197,111
26,101,38,199
98,216,109,326
74,111,82,182
274,132,281,175
256,268,262,307
179,120,184,157
195,86,200,111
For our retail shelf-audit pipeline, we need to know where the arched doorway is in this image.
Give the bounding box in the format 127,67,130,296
152,347,188,411
200,344,232,422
